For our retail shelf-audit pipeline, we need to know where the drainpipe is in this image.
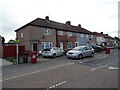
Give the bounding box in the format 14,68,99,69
56,30,58,47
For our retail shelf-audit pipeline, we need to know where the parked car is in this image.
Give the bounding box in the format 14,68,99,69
118,46,120,50
91,45,103,53
42,47,64,58
66,46,94,59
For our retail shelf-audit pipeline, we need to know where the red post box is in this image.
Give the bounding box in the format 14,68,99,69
30,51,37,63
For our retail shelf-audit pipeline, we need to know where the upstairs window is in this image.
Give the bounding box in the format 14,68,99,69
43,28,51,35
58,31,63,35
86,35,89,38
81,34,84,37
21,33,23,38
67,32,72,37
91,35,93,38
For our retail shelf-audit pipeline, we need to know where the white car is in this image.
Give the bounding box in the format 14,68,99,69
67,46,94,59
42,47,64,58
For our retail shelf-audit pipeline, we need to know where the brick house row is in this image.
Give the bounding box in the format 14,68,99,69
93,32,116,46
15,16,116,52
0,35,3,58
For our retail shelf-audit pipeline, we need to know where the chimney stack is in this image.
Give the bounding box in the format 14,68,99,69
78,24,81,27
106,34,108,36
45,16,49,20
66,21,71,25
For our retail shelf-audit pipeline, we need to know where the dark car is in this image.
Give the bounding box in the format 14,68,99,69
92,45,103,53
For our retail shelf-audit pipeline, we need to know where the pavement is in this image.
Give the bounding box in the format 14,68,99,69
0,58,13,67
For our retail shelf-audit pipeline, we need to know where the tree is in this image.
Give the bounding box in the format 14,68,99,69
2,37,5,45
8,39,15,44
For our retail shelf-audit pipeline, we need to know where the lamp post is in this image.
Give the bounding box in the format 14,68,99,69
15,39,20,64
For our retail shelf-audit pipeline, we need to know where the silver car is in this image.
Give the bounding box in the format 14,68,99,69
66,46,94,59
42,47,64,58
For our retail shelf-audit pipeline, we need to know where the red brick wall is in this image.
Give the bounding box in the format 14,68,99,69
57,35,76,49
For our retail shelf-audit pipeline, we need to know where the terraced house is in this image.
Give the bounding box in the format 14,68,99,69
15,16,93,52
0,35,3,58
93,32,115,46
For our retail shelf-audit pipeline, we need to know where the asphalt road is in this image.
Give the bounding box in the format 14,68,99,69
2,49,119,88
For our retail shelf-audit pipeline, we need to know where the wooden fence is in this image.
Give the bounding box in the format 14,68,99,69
3,45,25,57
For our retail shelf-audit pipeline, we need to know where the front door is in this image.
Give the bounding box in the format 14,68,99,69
33,42,38,51
60,42,63,50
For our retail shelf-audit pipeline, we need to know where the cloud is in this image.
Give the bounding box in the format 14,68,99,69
0,0,119,42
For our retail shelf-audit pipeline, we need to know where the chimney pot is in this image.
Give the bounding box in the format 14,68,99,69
78,24,81,27
66,21,71,25
45,16,49,20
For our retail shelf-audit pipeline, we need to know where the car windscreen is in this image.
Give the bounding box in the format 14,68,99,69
73,47,82,51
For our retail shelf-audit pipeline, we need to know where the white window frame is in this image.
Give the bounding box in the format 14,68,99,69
67,42,72,49
58,31,64,35
91,35,93,38
43,28,51,35
75,42,79,47
42,42,53,49
21,33,23,38
81,34,84,37
86,35,89,38
67,32,72,37
60,42,63,50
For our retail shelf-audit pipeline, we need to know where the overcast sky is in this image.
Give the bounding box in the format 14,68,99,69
0,0,119,42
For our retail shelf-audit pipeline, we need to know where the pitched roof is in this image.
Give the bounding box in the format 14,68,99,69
93,32,114,39
15,18,92,34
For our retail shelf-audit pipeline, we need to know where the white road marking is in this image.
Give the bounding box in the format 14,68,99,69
3,63,74,81
48,81,66,89
91,63,111,71
96,57,103,59
41,59,50,61
108,67,119,70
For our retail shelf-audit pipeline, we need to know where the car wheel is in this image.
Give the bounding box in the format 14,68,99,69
78,54,82,59
91,53,94,57
43,56,46,58
53,54,56,58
